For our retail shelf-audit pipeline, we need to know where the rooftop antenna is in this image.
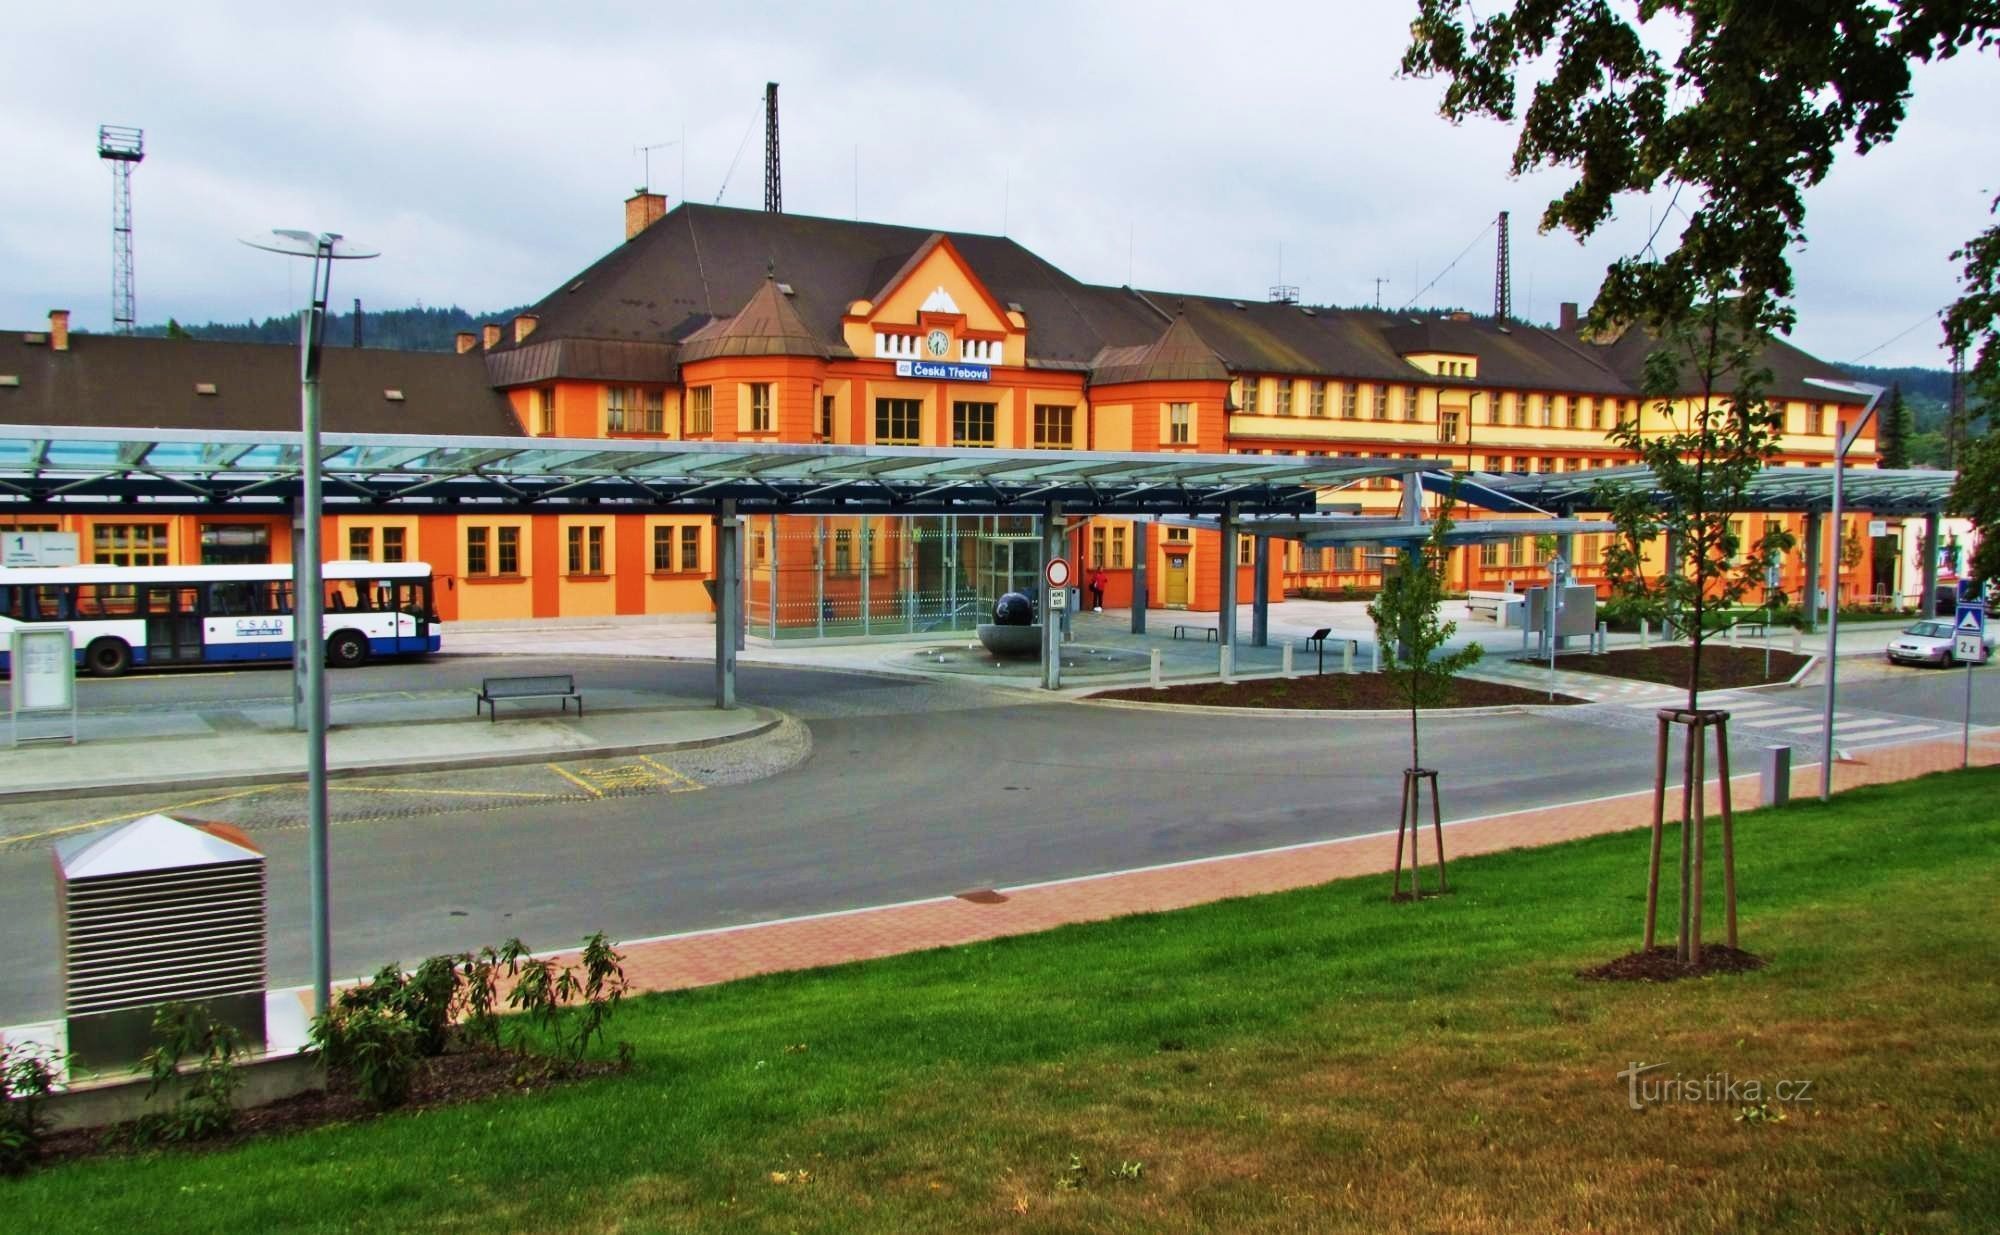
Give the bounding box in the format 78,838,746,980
97,125,144,335
1269,240,1298,303
1494,210,1512,321
1373,276,1389,309
634,139,678,193
352,297,362,348
763,81,781,213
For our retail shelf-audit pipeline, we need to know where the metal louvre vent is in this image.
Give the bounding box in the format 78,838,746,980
62,861,267,1015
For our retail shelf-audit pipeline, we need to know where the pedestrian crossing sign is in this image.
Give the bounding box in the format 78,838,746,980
1957,603,1986,637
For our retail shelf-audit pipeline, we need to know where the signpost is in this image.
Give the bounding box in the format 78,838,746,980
9,625,78,747
1545,554,1568,701
1957,601,1986,768
2,531,80,567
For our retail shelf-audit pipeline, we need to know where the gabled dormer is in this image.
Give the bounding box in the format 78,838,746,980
841,233,1026,369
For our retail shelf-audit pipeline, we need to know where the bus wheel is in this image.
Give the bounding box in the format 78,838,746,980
85,638,131,678
327,631,369,668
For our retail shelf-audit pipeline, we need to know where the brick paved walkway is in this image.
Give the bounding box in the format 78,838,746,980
564,730,2000,998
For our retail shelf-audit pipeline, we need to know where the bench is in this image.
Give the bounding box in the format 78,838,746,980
1466,590,1515,621
476,673,583,721
1173,623,1218,642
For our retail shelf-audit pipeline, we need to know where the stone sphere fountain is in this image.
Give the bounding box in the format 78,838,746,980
976,591,1042,658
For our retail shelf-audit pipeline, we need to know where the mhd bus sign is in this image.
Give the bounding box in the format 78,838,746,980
894,359,990,382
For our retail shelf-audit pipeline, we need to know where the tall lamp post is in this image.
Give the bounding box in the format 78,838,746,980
1803,376,1885,803
241,230,378,1014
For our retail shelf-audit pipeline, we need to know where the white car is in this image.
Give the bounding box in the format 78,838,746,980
1885,619,1994,667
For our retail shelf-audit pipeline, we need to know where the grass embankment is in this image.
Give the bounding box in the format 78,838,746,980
1556,643,1811,690
1097,672,1583,708
11,770,2000,1233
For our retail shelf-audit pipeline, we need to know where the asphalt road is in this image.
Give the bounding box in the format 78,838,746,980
1,653,1988,1021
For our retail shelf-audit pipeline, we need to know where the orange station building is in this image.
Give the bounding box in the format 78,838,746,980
1,196,1887,633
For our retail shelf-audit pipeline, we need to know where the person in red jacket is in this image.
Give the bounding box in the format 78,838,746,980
1088,567,1108,612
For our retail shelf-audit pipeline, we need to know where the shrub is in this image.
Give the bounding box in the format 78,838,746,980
135,1003,243,1144
311,1003,421,1110
504,932,631,1072
1,1040,59,1176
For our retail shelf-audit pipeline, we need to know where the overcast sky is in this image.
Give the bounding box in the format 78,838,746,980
3,2,1992,369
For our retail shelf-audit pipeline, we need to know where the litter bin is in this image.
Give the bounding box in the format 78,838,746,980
55,813,267,1072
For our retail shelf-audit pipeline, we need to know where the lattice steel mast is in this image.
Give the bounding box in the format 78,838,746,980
764,82,781,213
1493,210,1511,321
98,125,145,334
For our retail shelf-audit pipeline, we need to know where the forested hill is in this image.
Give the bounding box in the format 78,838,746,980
136,305,531,352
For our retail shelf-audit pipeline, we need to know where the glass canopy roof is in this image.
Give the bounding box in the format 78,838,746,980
0,426,1444,517
1459,464,1959,517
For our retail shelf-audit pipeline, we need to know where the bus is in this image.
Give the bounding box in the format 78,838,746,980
0,560,440,677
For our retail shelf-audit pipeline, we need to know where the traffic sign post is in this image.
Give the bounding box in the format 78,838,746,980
1044,557,1073,589
1957,601,1986,768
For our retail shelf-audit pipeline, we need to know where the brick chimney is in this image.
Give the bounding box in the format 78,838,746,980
455,330,478,354
513,313,539,343
48,309,70,352
1558,301,1579,330
624,190,668,241
481,323,503,350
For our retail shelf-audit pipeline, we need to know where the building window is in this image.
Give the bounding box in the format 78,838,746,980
952,401,997,447
1165,525,1190,543
1539,395,1554,428
1238,535,1254,565
537,388,556,435
833,528,854,573
347,527,373,561
497,526,520,576
1111,525,1127,567
1403,387,1420,421
1440,412,1460,444
643,390,665,433
1240,377,1260,414
382,527,405,563
1334,384,1352,419
1309,381,1326,417
1372,386,1388,419
1564,396,1579,429
92,523,168,566
1478,539,1500,567
749,383,773,433
567,525,606,575
1091,526,1107,567
1275,381,1293,416
820,394,835,439
466,527,488,576
689,386,714,435
1514,456,1531,474
606,386,629,433
875,398,921,445
652,526,673,572
1033,404,1075,449
680,526,700,572
1167,402,1192,444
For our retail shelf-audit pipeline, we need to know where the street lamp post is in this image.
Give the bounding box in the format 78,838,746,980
1803,377,1886,803
242,230,378,1015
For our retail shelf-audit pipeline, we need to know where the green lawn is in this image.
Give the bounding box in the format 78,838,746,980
10,769,2000,1233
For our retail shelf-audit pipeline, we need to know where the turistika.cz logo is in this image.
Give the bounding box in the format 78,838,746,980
1617,1061,1815,1111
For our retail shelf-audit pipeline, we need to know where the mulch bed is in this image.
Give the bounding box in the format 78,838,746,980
1096,672,1583,709
1550,645,1810,691
1577,945,1768,983
31,1047,618,1170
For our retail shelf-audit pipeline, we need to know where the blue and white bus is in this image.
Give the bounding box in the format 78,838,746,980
0,560,440,677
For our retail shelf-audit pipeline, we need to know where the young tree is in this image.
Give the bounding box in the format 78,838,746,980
1368,510,1483,774
1951,429,2000,588
1876,383,1912,469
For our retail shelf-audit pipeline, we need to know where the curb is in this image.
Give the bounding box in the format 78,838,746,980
0,708,786,806
1073,694,1581,720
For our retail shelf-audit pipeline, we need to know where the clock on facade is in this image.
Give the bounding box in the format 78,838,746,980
925,328,950,358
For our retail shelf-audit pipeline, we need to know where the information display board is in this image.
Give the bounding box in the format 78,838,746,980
10,624,78,746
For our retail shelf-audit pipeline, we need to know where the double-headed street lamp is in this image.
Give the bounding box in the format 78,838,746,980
1802,376,1886,803
241,230,378,1015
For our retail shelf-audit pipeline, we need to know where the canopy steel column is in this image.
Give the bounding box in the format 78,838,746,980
734,515,747,652
714,499,738,709
1921,508,1941,614
1217,504,1239,649
1251,534,1270,647
1042,502,1063,690
1131,519,1149,635
1802,510,1824,631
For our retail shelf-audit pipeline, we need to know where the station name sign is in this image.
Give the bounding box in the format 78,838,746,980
894,359,990,382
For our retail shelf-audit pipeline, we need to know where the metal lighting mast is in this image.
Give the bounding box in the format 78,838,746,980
764,82,781,213
98,126,145,334
1493,210,1512,321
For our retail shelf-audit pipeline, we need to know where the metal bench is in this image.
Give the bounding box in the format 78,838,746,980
476,673,583,721
1173,623,1218,641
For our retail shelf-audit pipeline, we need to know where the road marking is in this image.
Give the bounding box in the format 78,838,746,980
545,763,605,799
0,787,264,847
637,754,703,791
557,756,702,795
328,785,568,800
1844,724,1944,743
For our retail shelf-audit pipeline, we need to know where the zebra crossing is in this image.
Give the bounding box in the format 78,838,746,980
1620,690,1957,749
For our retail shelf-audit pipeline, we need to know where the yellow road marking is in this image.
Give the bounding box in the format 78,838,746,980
328,785,566,800
545,762,605,798
0,787,264,847
637,754,703,792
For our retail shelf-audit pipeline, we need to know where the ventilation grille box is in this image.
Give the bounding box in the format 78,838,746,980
54,813,267,1072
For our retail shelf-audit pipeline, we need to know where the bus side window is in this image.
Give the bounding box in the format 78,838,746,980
0,586,14,620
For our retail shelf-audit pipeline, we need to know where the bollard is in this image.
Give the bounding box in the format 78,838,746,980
1597,621,1608,655
1760,745,1791,808
1342,640,1354,674
1219,643,1233,683
1371,641,1381,673
1791,628,1802,656
1282,643,1294,676
1639,619,1650,647
1150,647,1163,690
1727,622,1738,643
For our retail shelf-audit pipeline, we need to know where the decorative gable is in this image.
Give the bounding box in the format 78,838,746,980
843,234,1020,367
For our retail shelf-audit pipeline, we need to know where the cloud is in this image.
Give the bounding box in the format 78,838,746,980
3,0,1990,369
